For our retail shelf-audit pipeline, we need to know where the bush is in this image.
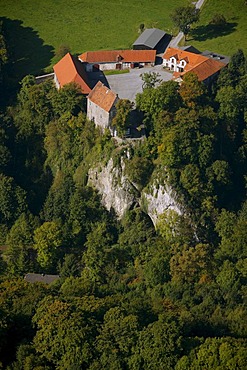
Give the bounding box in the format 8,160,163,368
56,44,71,58
210,14,227,27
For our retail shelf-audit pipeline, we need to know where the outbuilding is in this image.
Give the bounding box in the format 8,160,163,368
79,50,156,72
133,28,170,53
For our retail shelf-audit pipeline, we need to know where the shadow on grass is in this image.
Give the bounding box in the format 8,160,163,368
190,22,238,42
1,17,54,81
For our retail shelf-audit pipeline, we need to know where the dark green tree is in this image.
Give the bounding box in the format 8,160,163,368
170,6,200,39
112,99,133,138
91,307,139,369
141,72,162,89
0,174,27,227
5,212,40,274
175,337,247,370
131,315,182,369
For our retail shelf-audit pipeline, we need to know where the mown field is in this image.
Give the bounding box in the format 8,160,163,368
0,0,189,77
189,0,247,57
1,0,246,79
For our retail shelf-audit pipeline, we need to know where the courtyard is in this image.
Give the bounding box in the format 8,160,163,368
88,64,173,102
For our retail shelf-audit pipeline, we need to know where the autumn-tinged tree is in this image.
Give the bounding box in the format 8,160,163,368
170,243,213,285
179,72,205,108
33,297,95,369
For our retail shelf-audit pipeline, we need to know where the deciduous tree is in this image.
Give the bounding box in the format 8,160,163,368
170,6,200,39
33,221,63,271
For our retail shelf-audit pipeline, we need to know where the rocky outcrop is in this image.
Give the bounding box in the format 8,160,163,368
88,157,183,226
88,158,138,219
141,183,183,226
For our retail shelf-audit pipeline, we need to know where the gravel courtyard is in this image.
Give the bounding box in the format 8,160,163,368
88,64,173,103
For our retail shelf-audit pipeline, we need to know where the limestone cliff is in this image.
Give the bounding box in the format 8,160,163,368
88,156,184,227
88,158,137,219
141,182,183,226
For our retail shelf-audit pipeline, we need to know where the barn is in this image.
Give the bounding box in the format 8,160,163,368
133,28,170,53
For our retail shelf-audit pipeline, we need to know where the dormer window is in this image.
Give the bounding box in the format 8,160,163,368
116,54,123,62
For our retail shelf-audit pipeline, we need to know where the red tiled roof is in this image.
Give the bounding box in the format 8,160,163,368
79,49,156,63
87,81,117,112
187,58,226,81
53,53,91,94
163,47,207,66
163,47,226,82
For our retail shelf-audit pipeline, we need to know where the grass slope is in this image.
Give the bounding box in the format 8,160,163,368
189,0,247,56
0,0,189,77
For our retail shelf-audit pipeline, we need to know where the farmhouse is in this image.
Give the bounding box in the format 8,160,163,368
87,81,119,132
79,50,156,72
133,28,170,53
53,52,91,94
163,47,226,84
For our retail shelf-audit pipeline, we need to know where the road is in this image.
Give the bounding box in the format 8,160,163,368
168,0,207,48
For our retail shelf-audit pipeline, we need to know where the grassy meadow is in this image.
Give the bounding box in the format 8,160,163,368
189,0,247,57
1,0,246,80
0,0,189,78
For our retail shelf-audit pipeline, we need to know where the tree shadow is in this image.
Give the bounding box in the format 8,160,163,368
1,17,54,81
190,21,238,42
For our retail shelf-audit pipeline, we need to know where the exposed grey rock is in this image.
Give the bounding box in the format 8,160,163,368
88,157,183,226
88,158,137,218
141,183,183,226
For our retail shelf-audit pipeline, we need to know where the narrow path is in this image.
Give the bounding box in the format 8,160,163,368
168,0,207,48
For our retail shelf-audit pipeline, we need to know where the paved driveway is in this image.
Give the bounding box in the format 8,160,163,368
106,65,173,102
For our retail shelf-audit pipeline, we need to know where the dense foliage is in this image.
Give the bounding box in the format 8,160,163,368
0,31,246,369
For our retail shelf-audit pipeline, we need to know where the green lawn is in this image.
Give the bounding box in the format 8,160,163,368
104,69,130,76
1,0,246,80
188,0,247,57
0,0,189,78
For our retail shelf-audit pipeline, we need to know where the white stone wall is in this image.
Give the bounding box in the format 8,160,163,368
86,62,117,71
54,73,60,89
86,61,153,71
87,99,110,129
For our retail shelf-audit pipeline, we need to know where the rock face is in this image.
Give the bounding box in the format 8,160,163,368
88,157,183,226
141,183,183,226
88,158,137,219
